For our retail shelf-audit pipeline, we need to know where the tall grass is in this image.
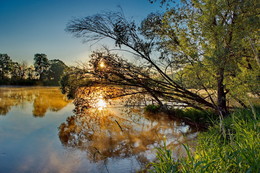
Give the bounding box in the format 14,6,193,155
148,106,260,173
148,140,178,173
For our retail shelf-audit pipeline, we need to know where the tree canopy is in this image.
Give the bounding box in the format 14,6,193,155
0,53,68,86
65,0,259,116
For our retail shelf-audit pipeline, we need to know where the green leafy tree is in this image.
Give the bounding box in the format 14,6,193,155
10,62,21,81
0,54,13,81
60,66,90,98
34,53,50,81
150,0,260,114
10,61,30,83
47,59,68,85
65,0,259,116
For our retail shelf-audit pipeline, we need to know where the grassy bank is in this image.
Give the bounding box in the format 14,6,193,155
145,105,218,130
147,106,260,173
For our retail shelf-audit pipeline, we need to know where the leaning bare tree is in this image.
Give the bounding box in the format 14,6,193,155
65,0,259,116
65,12,217,113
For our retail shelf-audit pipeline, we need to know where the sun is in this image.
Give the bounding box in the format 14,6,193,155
99,61,105,68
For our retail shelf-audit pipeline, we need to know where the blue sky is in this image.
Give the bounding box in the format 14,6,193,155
0,0,164,65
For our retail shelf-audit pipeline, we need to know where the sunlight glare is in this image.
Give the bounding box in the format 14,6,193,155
99,61,105,68
96,98,107,110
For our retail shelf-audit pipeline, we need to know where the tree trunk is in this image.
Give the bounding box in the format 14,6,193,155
0,71,3,80
217,68,228,116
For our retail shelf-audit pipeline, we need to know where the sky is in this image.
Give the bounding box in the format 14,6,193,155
0,0,165,65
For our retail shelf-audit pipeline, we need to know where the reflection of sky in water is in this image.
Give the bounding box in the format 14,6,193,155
0,102,76,172
0,87,198,173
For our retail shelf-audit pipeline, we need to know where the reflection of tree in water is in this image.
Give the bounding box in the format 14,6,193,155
0,88,35,115
32,89,71,117
58,107,197,165
0,87,70,116
0,105,11,115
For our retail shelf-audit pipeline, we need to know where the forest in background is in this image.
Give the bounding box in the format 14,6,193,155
0,53,68,86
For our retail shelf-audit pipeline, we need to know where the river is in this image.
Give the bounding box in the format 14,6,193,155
0,87,198,173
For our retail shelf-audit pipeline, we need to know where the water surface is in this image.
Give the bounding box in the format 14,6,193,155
0,87,197,173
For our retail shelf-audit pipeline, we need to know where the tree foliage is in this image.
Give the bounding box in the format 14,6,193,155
0,54,13,80
0,53,68,86
34,53,50,81
48,59,68,85
65,0,259,116
33,54,68,85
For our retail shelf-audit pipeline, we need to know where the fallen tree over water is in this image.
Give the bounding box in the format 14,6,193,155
63,0,259,116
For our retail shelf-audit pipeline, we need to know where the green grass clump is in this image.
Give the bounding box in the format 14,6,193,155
166,107,217,127
145,104,161,113
145,105,217,126
177,108,217,125
148,140,179,173
148,106,260,173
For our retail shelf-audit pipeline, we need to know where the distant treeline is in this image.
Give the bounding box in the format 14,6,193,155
0,53,68,86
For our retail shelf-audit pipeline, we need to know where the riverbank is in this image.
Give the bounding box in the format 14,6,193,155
145,105,218,131
0,80,60,86
147,106,260,172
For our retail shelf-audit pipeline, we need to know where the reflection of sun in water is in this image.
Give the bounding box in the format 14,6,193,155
96,98,107,110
